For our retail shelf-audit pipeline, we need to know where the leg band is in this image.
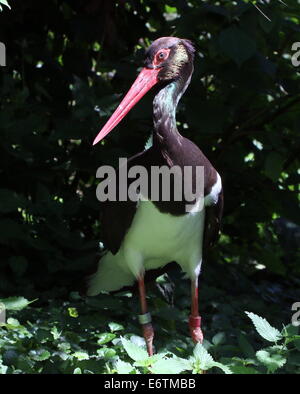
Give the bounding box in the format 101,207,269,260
189,315,201,328
138,312,152,325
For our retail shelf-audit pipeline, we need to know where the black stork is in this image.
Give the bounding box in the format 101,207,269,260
87,37,223,356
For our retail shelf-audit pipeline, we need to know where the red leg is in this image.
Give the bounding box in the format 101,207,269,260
189,278,203,343
138,276,154,356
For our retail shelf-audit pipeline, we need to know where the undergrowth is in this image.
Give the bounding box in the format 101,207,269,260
0,288,299,374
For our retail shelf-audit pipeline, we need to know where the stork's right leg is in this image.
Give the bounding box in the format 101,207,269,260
138,275,154,356
189,277,204,343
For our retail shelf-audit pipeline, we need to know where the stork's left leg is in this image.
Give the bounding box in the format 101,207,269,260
189,277,203,343
138,275,154,356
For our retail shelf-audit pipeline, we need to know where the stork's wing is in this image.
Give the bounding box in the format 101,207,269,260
100,149,150,254
203,188,224,250
100,141,223,254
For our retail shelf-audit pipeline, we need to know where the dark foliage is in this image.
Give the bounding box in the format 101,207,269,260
0,0,299,332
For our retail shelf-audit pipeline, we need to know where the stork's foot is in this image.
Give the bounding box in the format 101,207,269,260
141,322,154,356
189,315,203,344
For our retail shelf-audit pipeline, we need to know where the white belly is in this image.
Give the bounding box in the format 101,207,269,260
119,199,205,280
87,173,222,295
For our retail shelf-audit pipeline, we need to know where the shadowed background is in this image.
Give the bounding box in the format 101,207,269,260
0,0,299,297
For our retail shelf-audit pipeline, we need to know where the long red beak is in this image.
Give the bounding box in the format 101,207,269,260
93,67,160,146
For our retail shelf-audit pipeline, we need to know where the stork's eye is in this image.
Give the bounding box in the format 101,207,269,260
153,48,170,66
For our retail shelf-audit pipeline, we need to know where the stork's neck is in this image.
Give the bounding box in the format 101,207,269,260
152,74,192,150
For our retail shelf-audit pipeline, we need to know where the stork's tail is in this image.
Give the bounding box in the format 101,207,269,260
86,251,135,296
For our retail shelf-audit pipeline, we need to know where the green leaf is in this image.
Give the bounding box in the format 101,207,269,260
256,347,287,373
134,353,166,367
97,348,117,360
294,339,300,351
0,0,10,10
6,317,20,327
51,326,62,340
212,332,226,346
230,365,259,374
150,357,189,374
192,344,231,374
97,333,116,345
165,5,177,14
245,312,282,342
144,135,153,150
115,360,135,374
193,343,214,370
73,368,82,374
282,324,300,347
0,297,36,311
30,350,51,362
68,307,78,318
72,351,89,361
121,337,148,361
211,362,232,374
58,342,71,354
219,26,256,66
0,361,8,374
108,322,124,332
282,324,299,337
237,333,256,358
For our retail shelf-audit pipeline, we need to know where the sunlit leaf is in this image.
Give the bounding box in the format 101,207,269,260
115,360,135,374
97,333,116,345
150,357,189,374
0,297,36,311
245,312,282,342
256,347,287,372
121,337,148,361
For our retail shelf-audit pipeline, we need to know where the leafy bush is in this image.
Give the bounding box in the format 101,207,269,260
0,291,299,374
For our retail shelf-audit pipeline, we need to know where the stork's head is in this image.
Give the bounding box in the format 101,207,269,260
144,37,195,81
93,37,195,145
